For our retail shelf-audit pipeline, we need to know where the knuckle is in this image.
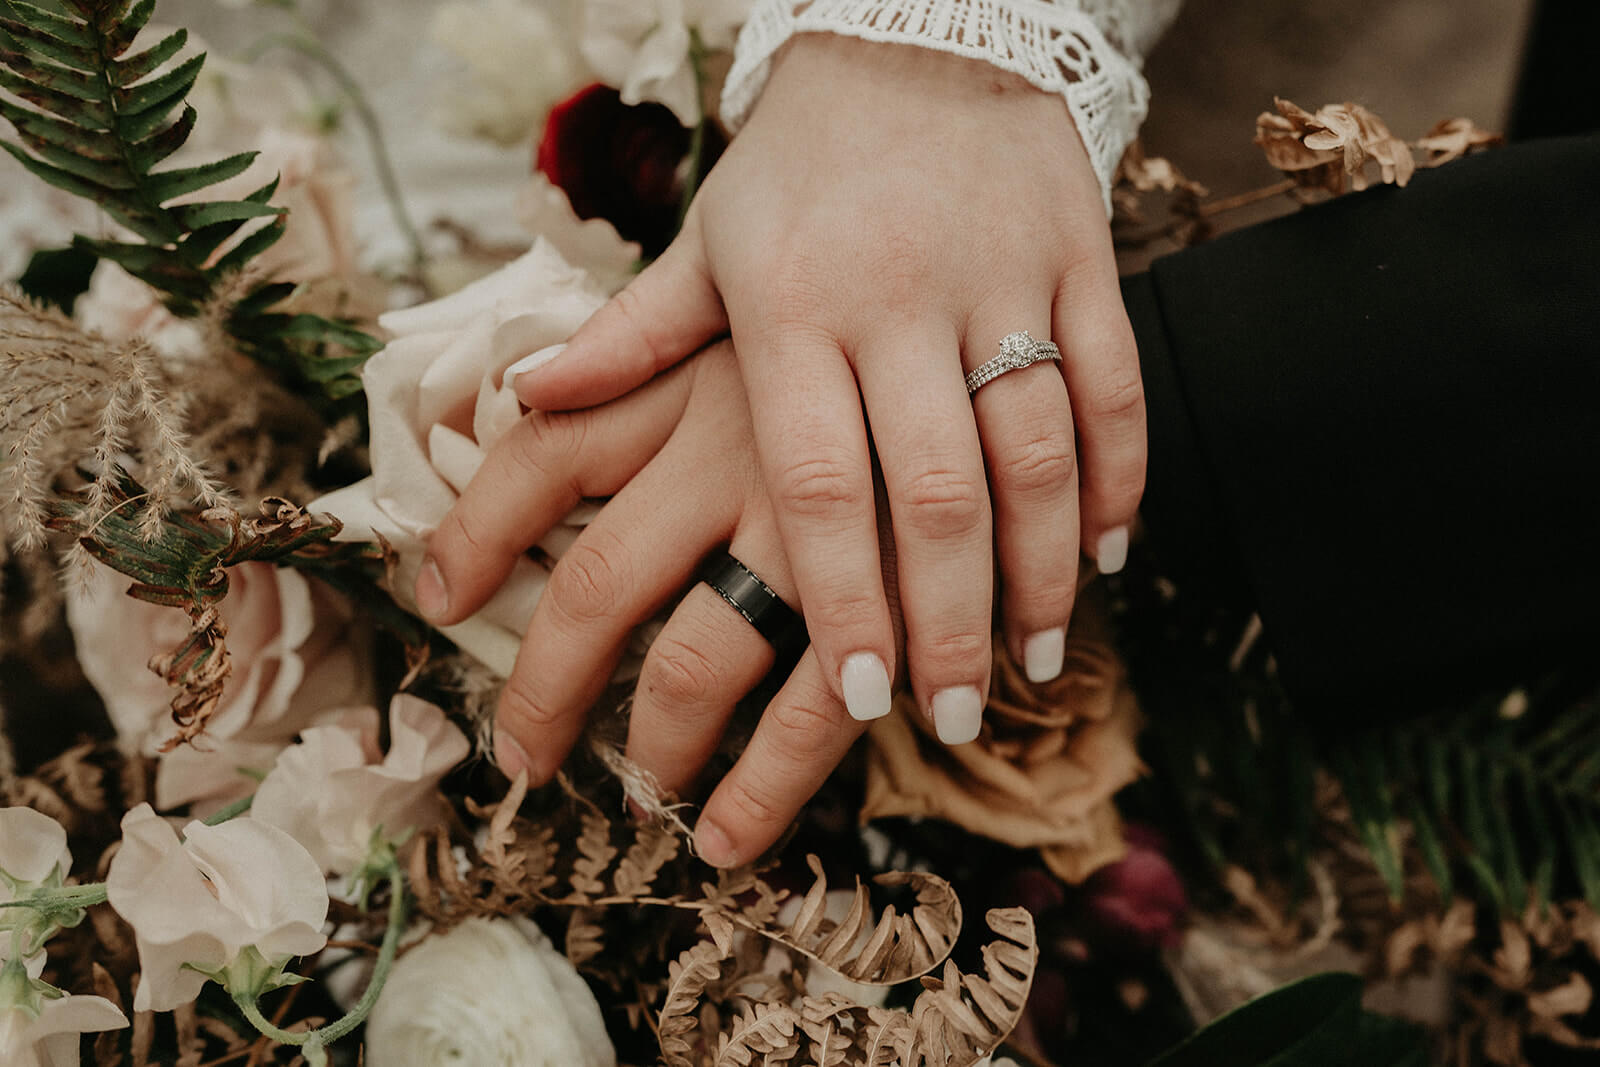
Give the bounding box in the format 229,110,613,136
718,778,788,833
497,677,559,736
899,467,987,539
1079,367,1146,424
607,285,673,368
916,628,994,671
993,430,1077,498
546,537,627,625
765,698,844,759
642,633,725,707
774,452,868,520
804,584,884,637
514,411,585,474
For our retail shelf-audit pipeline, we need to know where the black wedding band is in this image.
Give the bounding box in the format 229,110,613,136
697,549,808,660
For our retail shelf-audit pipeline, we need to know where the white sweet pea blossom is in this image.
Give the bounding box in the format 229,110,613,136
364,917,615,1067
252,696,471,875
0,962,127,1067
311,240,610,677
106,805,329,1012
0,809,73,964
580,0,751,125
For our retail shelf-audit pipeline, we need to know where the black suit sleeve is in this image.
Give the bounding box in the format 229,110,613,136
1123,134,1600,719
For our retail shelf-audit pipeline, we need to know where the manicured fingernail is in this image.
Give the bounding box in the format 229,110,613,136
932,686,984,745
415,556,449,620
505,343,566,387
1023,627,1066,684
495,730,532,781
840,653,892,721
1096,526,1130,574
695,819,738,868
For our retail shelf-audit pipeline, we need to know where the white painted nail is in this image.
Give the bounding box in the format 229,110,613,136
1023,628,1066,684
1095,526,1130,574
932,686,983,745
503,343,568,387
840,653,892,721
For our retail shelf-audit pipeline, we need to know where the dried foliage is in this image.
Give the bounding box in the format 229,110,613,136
1255,97,1416,195
0,287,228,552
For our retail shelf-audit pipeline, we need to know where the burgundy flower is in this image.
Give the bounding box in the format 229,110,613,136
536,83,723,258
1080,823,1188,953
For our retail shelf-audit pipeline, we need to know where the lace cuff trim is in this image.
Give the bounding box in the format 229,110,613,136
721,0,1178,215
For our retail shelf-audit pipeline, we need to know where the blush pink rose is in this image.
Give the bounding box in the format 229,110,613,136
66,561,372,813
252,695,471,874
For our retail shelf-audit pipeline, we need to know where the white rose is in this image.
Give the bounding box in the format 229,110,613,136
311,239,608,676
514,173,640,294
0,809,72,966
252,696,470,874
66,561,372,814
0,979,127,1067
106,804,329,1012
580,0,752,125
430,0,589,146
364,917,615,1067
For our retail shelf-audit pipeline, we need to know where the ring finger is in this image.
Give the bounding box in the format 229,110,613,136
965,304,1080,684
625,518,799,800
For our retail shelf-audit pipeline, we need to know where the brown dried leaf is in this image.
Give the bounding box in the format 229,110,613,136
1528,973,1593,1020
1415,117,1503,166
660,942,730,1067
566,907,606,968
570,811,619,902
1255,97,1416,195
613,824,679,899
715,1002,803,1066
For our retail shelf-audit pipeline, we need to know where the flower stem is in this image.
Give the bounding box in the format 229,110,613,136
248,31,428,281
232,850,409,1062
202,793,255,826
0,882,108,912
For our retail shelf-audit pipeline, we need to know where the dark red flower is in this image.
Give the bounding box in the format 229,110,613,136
1080,823,1188,953
536,83,723,258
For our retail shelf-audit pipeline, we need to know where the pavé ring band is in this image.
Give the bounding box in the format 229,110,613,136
964,330,1063,394
697,549,808,658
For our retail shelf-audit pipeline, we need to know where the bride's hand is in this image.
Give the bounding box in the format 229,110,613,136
515,34,1144,741
423,342,896,867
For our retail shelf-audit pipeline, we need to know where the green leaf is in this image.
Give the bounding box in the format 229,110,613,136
105,0,156,57
113,49,201,120
0,43,100,100
0,65,111,127
0,14,97,69
127,101,194,170
1149,973,1426,1067
146,149,256,204
16,244,97,313
111,26,185,87
207,216,285,275
0,95,119,158
3,3,94,50
170,199,282,231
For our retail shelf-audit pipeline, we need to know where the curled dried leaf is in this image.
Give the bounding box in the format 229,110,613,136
1255,97,1416,195
1414,117,1503,166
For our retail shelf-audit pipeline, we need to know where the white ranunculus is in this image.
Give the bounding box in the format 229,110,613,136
0,809,72,965
580,0,751,125
251,696,470,874
105,805,329,1012
66,561,372,814
364,917,615,1067
430,0,589,145
311,239,607,677
0,978,127,1067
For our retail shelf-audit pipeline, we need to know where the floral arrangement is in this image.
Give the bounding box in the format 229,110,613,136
0,1,1591,1066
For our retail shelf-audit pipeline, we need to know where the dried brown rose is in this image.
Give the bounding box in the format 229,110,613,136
860,590,1144,883
1255,97,1415,195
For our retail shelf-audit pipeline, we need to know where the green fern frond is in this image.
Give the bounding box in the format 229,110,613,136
0,0,378,399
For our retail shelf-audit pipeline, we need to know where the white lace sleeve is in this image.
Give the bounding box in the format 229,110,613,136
720,0,1182,214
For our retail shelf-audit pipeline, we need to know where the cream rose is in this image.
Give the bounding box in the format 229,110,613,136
580,0,751,125
311,239,609,677
66,560,372,813
252,696,470,874
106,804,329,1012
363,917,615,1067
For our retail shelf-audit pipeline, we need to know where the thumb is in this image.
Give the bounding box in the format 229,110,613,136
516,226,727,410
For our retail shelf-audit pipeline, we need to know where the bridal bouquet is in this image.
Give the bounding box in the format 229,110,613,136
0,1,1575,1065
